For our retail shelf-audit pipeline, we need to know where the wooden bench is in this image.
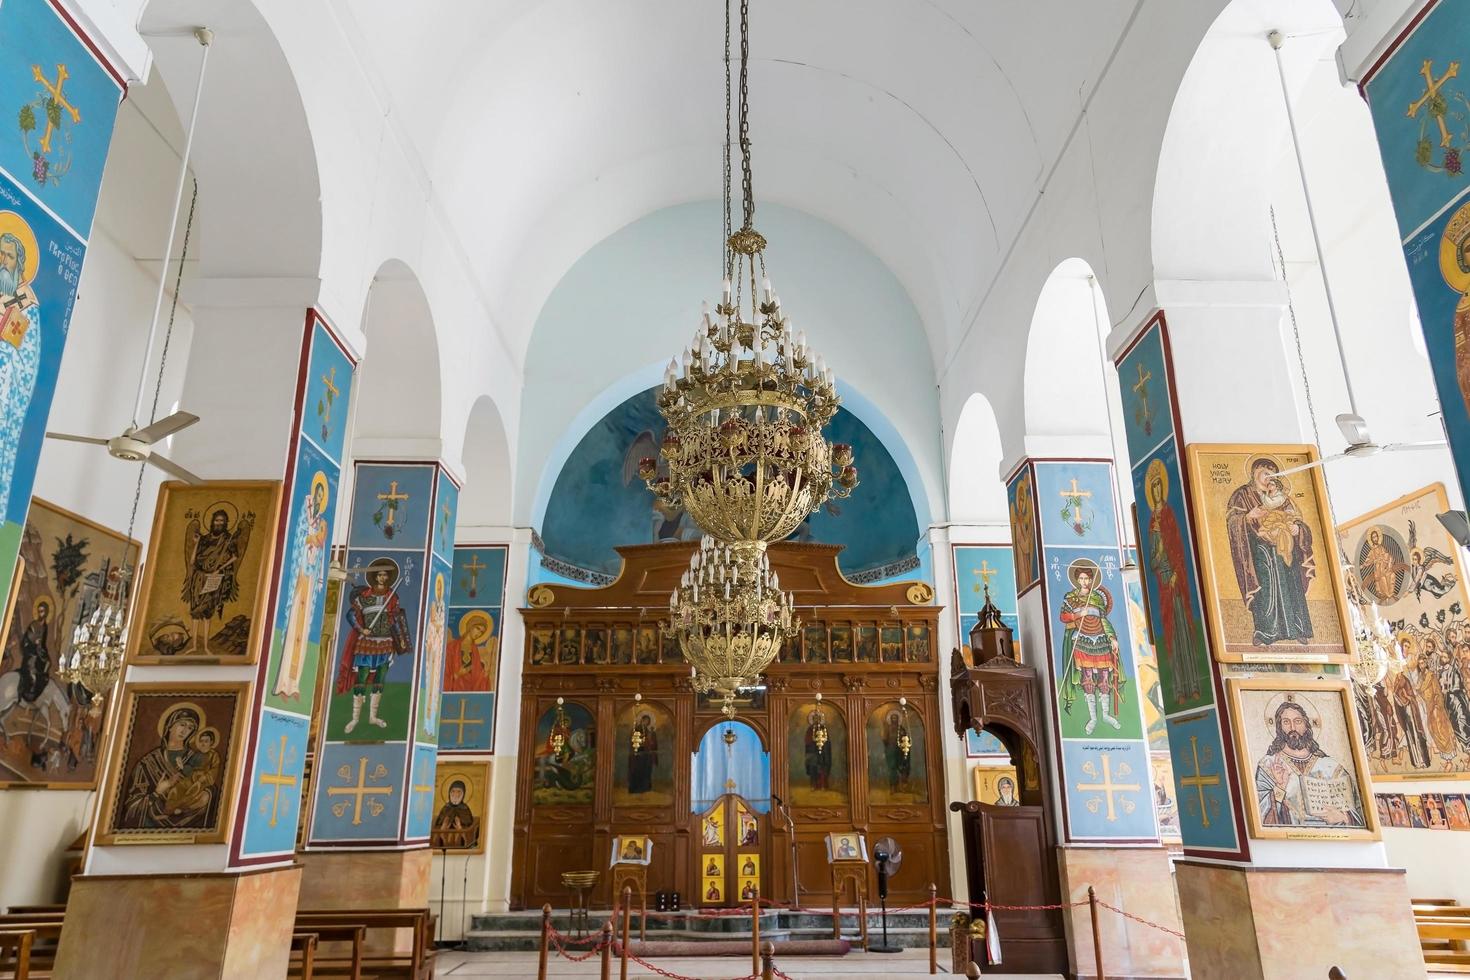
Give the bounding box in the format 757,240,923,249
0,921,61,980
0,930,35,980
294,909,434,980
1416,918,1470,973
289,925,365,979
290,931,319,980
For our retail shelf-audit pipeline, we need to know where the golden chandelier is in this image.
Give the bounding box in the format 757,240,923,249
667,536,798,715
638,0,857,548
646,0,855,709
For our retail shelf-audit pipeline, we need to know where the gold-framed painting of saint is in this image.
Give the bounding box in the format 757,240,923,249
1337,483,1470,779
126,481,283,665
431,759,489,853
1225,677,1378,842
1184,444,1352,663
95,682,250,845
0,498,138,787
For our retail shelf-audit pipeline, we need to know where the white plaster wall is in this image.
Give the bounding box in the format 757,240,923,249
513,201,944,533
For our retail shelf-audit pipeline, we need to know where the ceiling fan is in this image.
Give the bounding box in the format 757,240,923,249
1267,30,1447,480
44,28,215,485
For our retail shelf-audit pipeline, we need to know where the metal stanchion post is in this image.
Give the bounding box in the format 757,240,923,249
1088,886,1104,980
621,887,632,980
537,904,551,980
752,887,761,977
928,883,938,974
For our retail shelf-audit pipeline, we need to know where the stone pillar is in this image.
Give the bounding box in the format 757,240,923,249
482,527,533,912
1005,455,1187,979
427,539,508,938
1111,294,1423,979
302,459,460,911
55,307,352,979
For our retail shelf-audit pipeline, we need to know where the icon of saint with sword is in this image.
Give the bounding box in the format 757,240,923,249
335,556,411,733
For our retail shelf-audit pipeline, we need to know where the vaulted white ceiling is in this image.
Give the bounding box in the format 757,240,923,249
334,0,1140,373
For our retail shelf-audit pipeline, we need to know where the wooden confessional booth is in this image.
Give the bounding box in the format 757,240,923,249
949,594,1068,974
510,541,949,912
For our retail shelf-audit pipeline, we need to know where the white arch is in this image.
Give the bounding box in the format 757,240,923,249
1023,258,1110,444
948,393,1007,525
354,259,444,451
458,394,513,533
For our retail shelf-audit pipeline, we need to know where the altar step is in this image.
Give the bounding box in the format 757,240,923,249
463,908,953,952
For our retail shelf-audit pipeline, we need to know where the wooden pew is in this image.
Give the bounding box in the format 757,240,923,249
0,921,61,980
289,925,363,980
290,931,319,980
294,910,434,980
1416,918,1470,973
0,930,34,980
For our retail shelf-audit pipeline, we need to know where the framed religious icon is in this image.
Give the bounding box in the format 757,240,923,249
972,765,1020,806
1184,445,1353,664
1336,483,1470,780
1225,677,1379,842
0,497,140,788
824,831,867,862
430,760,488,853
95,681,250,845
126,481,283,665
610,835,653,866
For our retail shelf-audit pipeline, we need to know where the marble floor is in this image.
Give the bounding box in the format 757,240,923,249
433,946,1056,978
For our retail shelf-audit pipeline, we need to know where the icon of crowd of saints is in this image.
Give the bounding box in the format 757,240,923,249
532,701,595,805
1338,485,1470,780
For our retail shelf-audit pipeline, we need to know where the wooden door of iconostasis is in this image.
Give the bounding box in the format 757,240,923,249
696,794,766,907
693,716,771,908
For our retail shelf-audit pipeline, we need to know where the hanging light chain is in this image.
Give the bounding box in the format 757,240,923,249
723,0,733,278
737,0,755,232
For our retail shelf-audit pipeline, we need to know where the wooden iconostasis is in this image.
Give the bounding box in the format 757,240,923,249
511,541,947,910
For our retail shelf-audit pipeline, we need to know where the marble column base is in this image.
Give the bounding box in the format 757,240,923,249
1056,845,1187,979
53,864,301,980
1175,861,1425,980
297,848,432,952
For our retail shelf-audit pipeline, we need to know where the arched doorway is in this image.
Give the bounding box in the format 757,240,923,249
692,719,771,908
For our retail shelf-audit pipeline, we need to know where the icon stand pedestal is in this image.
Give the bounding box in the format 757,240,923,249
610,864,649,940
829,859,869,949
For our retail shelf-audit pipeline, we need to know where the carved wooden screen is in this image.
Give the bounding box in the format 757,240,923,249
512,542,947,910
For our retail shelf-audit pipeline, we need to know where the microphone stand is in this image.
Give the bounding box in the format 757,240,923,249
772,794,799,907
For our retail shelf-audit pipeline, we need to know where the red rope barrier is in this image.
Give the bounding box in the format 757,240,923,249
1093,898,1187,941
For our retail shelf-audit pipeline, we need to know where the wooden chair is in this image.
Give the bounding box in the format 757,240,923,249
290,931,319,980
0,930,34,980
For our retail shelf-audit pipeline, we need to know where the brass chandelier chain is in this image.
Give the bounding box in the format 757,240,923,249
737,0,754,233
723,0,732,277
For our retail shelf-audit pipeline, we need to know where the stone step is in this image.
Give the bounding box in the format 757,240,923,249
463,909,953,953
470,909,942,935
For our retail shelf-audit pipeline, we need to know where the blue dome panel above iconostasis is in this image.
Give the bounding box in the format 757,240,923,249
537,386,920,584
